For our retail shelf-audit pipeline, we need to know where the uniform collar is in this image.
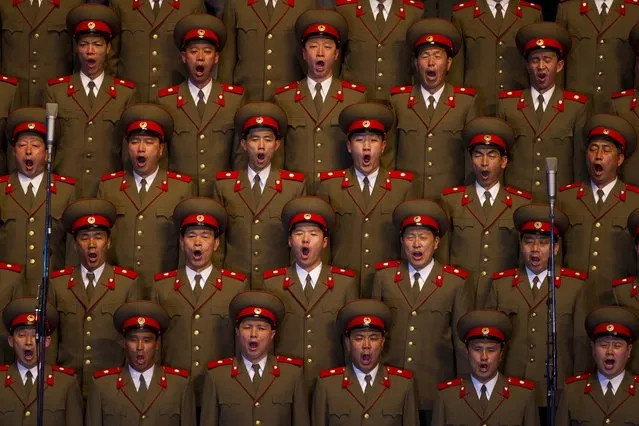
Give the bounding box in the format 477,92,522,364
296,262,323,289
128,364,155,391
470,373,500,400
17,172,44,195
81,263,107,288
475,181,501,205
185,265,213,290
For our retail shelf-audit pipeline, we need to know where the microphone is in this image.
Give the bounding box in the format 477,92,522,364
45,103,58,156
546,157,558,207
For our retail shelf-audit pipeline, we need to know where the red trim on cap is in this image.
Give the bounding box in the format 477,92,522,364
465,326,505,341
289,212,328,230
346,315,385,332
181,214,219,230
593,323,632,338
182,28,219,47
524,38,563,55
11,313,39,328
13,122,46,137
122,316,161,332
303,23,340,41
243,116,280,134
469,134,507,150
414,34,454,50
348,119,385,134
237,306,277,325
74,20,112,36
400,215,439,232
71,215,111,232
126,120,164,138
589,126,627,149
520,221,559,234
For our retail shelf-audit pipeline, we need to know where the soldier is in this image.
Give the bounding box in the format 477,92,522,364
98,103,193,295
110,0,204,102
486,204,593,418
218,0,315,101
0,75,20,175
262,196,358,397
213,102,306,289
440,116,531,308
556,0,639,113
450,0,542,116
498,22,590,200
558,114,639,305
557,306,639,426
273,9,367,194
0,262,23,364
312,298,419,425
0,298,83,426
86,300,196,426
317,102,414,297
0,107,76,295
200,291,309,426
152,197,248,405
45,4,137,198
432,310,539,426
372,199,474,424
391,18,480,200
158,13,244,196
49,198,141,395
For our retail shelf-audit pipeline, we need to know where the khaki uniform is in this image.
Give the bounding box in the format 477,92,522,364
157,81,244,195
218,0,315,101
486,267,593,406
200,355,309,426
450,0,542,116
0,0,81,106
390,83,479,200
48,264,141,394
212,169,306,289
0,173,76,295
610,89,639,186
273,79,366,194
557,0,639,113
432,374,539,426
262,264,358,396
317,167,414,297
0,76,19,176
371,260,474,411
497,89,590,200
439,184,532,307
110,0,205,102
98,169,194,293
312,364,419,426
610,275,639,374
0,364,83,426
0,262,23,364
86,365,196,426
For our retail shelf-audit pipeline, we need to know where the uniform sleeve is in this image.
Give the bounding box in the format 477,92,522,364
523,388,540,426
311,377,329,426
180,377,197,426
402,378,419,426
453,277,473,375
217,0,237,84
572,99,590,183
293,368,311,426
370,270,383,300
65,376,84,426
555,387,570,426
85,377,104,426
431,390,446,426
572,283,594,374
199,372,219,426
381,112,397,171
231,95,248,170
435,201,452,265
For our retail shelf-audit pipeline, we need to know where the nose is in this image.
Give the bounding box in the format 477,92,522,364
25,334,35,346
136,340,144,351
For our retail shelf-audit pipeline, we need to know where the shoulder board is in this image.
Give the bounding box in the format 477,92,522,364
560,267,587,281
0,175,9,184
391,85,412,95
155,270,178,281
159,85,180,98
388,170,414,181
0,262,22,273
341,80,366,93
320,366,346,378
625,183,639,193
0,364,8,372
280,170,305,182
442,185,467,196
276,355,303,366
499,89,524,99
625,0,639,5
376,260,402,270
263,267,288,279
221,269,247,281
101,171,125,181
403,0,424,7
319,169,347,181
163,366,189,377
454,86,476,96
93,367,122,378
438,378,463,390
504,186,532,199
453,0,476,11
113,266,138,279
216,170,240,180
330,266,355,277
565,373,591,384
52,365,75,376
443,264,469,279
0,75,18,86
612,276,635,287
336,0,357,5
635,375,639,383
559,182,583,192
51,267,74,278
221,83,244,95
612,89,636,99
53,174,76,185
507,377,535,389
385,365,413,378
167,171,192,183
47,75,71,86
275,81,298,95
563,91,587,104
114,78,135,89
492,268,519,280
208,357,234,370
519,0,541,9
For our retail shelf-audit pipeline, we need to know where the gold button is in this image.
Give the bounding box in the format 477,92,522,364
530,344,534,349
377,43,382,48
29,217,35,223
483,244,488,249
481,271,487,276
266,49,272,54
253,266,259,271
136,261,141,266
535,181,541,186
85,359,91,365
364,233,369,238
194,361,199,367
28,245,34,250
531,312,537,318
605,419,611,424
364,264,369,268
498,69,503,74
593,251,598,256
85,169,91,174
529,357,534,363
201,179,206,183
255,402,260,407
256,421,261,425
409,326,415,331
536,166,541,171
199,134,205,140
427,161,432,167
34,33,39,38
595,222,601,228
32,64,37,69
151,84,156,88
307,344,312,349
138,215,144,220
599,55,604,60
317,143,321,147
142,414,147,419
306,314,312,319
498,41,503,46
364,413,370,419
306,329,312,334
307,358,312,363
377,72,383,77
364,249,370,253
200,149,205,154
29,230,35,236
594,237,599,242
88,137,93,142
364,218,369,222
267,33,273,39
137,230,143,235
316,159,322,163
266,80,272,86
266,65,272,70
254,219,260,224
200,163,206,170
598,71,603,76
86,316,92,322
86,331,91,336
194,346,200,351
194,330,200,335
152,67,157,72
408,341,413,346
86,345,92,351
411,311,417,316
377,57,382,62
484,231,490,235
427,146,433,152
536,152,541,157
316,127,321,133
137,246,141,251
483,258,488,262
25,410,31,416
152,51,157,56
153,34,158,39
531,328,536,333
254,235,260,240
377,86,382,91
407,357,413,362
194,314,201,320
592,265,597,271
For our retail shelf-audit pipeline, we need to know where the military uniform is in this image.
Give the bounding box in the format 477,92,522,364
0,262,23,363
0,75,19,175
610,89,639,186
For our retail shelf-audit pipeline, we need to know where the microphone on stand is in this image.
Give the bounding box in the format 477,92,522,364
546,157,558,208
45,103,58,158
545,157,558,426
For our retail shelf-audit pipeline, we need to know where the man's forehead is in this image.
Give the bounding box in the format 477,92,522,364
588,138,618,148
350,329,383,338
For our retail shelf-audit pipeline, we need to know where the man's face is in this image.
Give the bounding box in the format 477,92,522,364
347,131,386,176
592,336,632,379
180,226,220,272
9,326,50,369
346,329,385,373
241,129,280,172
236,318,275,363
288,223,327,270
302,36,339,82
471,146,507,189
74,229,110,271
128,134,164,178
181,41,218,87
14,135,47,178
467,339,503,383
526,50,563,93
401,226,439,270
415,46,451,92
124,330,159,373
521,233,559,275
77,35,110,79
587,139,623,187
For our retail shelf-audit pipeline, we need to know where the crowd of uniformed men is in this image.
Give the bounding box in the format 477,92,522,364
1,0,639,425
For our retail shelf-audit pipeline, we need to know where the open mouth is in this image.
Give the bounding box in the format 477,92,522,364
87,59,97,67
530,255,540,263
361,353,371,363
315,60,326,73
195,65,205,74
248,341,258,351
136,354,146,364
136,156,147,168
23,159,34,171
426,71,437,78
257,153,266,161
411,251,423,261
24,350,34,362
478,362,489,372
536,72,547,82
88,253,98,262
301,247,310,257
480,170,490,179
192,250,203,262
592,163,604,178
362,154,371,166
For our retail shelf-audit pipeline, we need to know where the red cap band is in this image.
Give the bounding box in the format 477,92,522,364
289,212,328,230
180,214,219,230
465,326,506,342
520,221,559,235
589,126,627,150
346,315,385,332
347,119,386,135
242,116,280,135
469,134,507,150
126,120,165,138
524,38,563,55
593,323,632,339
74,20,113,36
72,214,111,232
237,306,277,325
11,313,39,329
13,121,46,137
122,316,161,332
303,23,341,42
400,215,439,232
414,34,454,50
182,28,220,47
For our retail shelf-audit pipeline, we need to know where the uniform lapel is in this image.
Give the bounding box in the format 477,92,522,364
299,79,319,121
178,82,201,129
255,170,279,214
139,170,167,212
601,0,621,29
267,0,289,30
70,74,92,118
366,169,390,215
580,184,598,218
462,376,485,417
484,185,507,224
286,265,309,310
346,365,367,406
307,264,330,308
587,376,607,410
537,88,562,131
200,82,222,128
32,0,55,30
585,0,603,31
520,273,535,305
379,0,400,40
318,79,342,124
8,364,29,404
410,85,430,126
121,367,146,410
414,260,441,306
194,269,217,310
484,374,508,416
398,263,414,306
71,267,90,309
178,269,197,307
359,0,379,39
429,85,454,129
91,80,113,117
254,355,278,397
465,185,487,226
238,170,258,213
523,89,540,129
142,366,165,411
91,264,114,305
345,168,368,213
609,372,634,410
602,180,625,211
477,0,500,33
124,171,144,210
236,358,257,398
154,0,174,25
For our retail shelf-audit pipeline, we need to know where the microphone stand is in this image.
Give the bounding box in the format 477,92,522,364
546,158,558,426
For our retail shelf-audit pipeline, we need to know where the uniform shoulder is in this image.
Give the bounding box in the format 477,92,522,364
163,366,189,378
492,268,519,280
263,267,288,279
442,185,467,196
167,171,192,183
154,270,178,281
499,89,524,99
158,85,181,98
438,378,463,390
453,0,476,11
403,0,424,9
0,262,22,273
279,170,305,182
207,357,234,370
612,89,636,99
563,90,588,104
330,265,356,277
387,170,414,182
113,266,138,279
319,366,346,378
612,276,636,287
442,264,469,279
275,81,299,95
391,85,412,96
504,186,532,199
559,182,583,192
560,267,587,281
221,269,247,281
565,373,591,384
47,75,71,86
385,365,413,379
0,364,8,372
336,0,357,6
519,0,542,10
52,365,75,376
0,175,9,184
93,367,122,379
375,260,402,270
625,183,639,194
216,170,240,180
625,0,639,6
51,267,75,278
101,171,125,182
341,80,367,93
454,86,476,96
276,355,303,366
113,78,136,89
0,75,18,86
53,174,76,185
319,169,347,181
221,83,244,95
507,376,535,390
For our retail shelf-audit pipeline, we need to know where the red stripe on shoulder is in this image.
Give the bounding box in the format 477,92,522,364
507,376,535,389
443,185,467,195
216,170,240,180
319,170,346,181
565,373,590,384
208,357,234,370
443,264,469,279
320,367,346,378
341,80,366,93
454,86,476,96
330,266,355,277
0,175,9,184
403,0,424,8
263,267,288,279
93,367,122,378
0,262,22,273
499,89,523,99
391,85,412,95
166,171,192,183
376,260,401,270
53,174,76,185
519,0,541,9
336,0,357,5
386,365,413,378
612,276,635,287
159,85,180,98
222,83,244,95
114,266,138,279
48,75,71,86
453,0,476,11
279,170,305,182
625,183,639,193
505,186,532,199
155,270,178,281
221,269,247,281
52,267,74,278
276,355,303,366
438,378,463,390
563,90,587,104
625,0,639,5
114,78,135,89
101,171,125,181
560,182,583,192
612,89,635,99
492,268,519,280
163,366,189,377
275,81,299,95
52,366,75,376
0,364,8,372
560,267,587,281
388,170,414,181
0,75,18,86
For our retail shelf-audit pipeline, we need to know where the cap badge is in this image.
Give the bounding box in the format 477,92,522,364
483,134,491,142
362,120,370,128
534,221,542,230
196,214,205,222
137,317,146,325
363,317,372,325
87,216,96,224
197,29,205,37
481,327,490,335
27,314,35,322
426,35,434,42
139,121,148,130
254,308,262,315
536,39,544,46
603,128,610,135
606,324,615,332
318,24,326,31
27,123,35,130
414,216,422,223
256,116,264,124
88,21,96,30
303,213,312,220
